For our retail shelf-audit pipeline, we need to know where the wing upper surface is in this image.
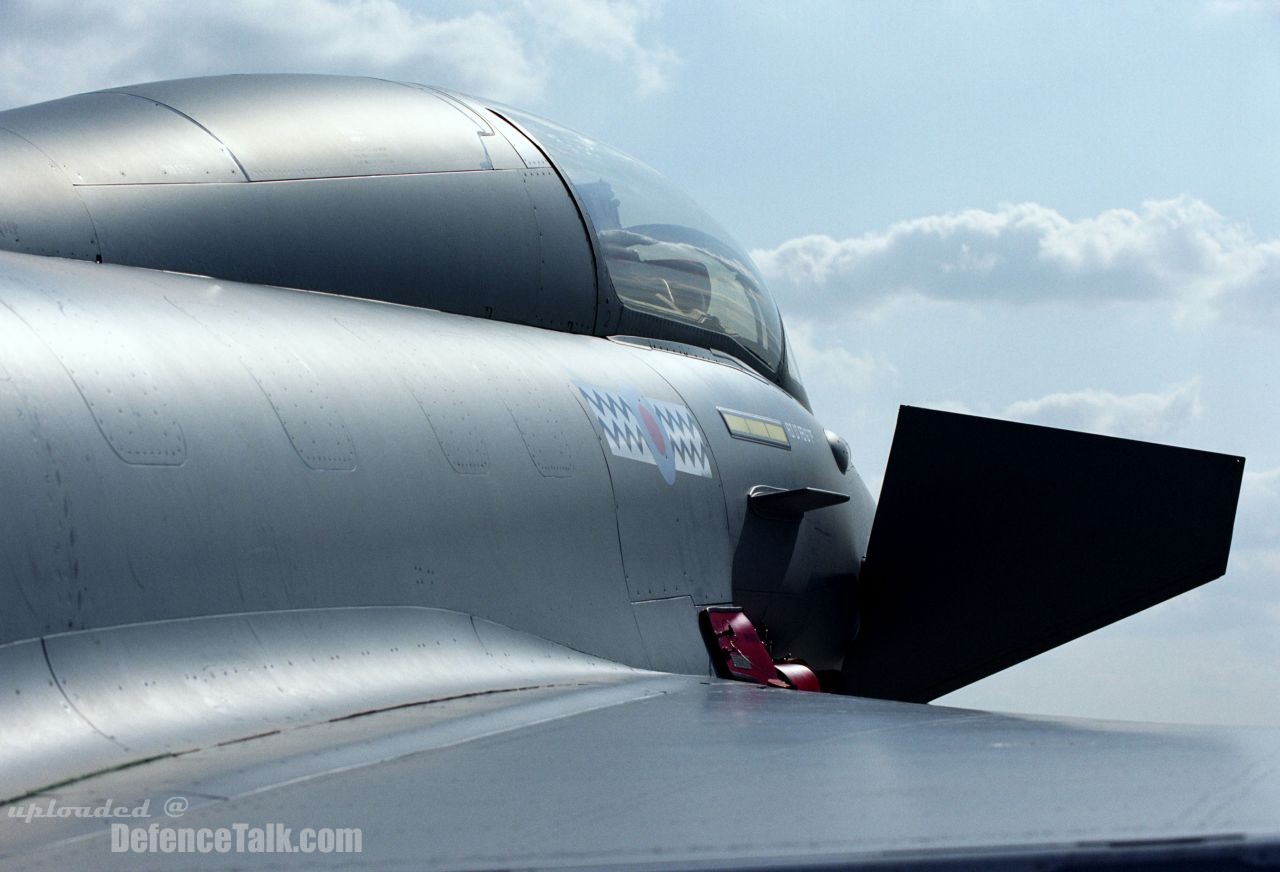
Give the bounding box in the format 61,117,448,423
4,668,1279,870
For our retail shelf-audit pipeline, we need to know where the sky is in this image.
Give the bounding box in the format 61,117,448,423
1,0,1277,725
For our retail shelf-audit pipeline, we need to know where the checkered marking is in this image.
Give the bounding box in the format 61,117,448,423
577,383,713,479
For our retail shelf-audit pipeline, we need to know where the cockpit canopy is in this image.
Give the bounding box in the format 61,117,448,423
496,107,784,374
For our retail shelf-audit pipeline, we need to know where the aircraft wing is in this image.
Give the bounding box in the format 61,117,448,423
3,608,1279,870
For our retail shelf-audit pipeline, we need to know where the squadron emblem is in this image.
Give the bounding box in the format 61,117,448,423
575,382,713,483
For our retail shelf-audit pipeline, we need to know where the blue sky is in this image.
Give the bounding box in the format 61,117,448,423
2,0,1277,724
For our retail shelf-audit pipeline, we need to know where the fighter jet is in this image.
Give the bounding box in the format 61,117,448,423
0,75,1274,869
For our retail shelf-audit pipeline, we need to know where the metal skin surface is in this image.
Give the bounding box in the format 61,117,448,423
3,675,1280,870
0,77,1274,870
0,249,860,648
0,248,864,795
0,76,598,334
0,605,643,802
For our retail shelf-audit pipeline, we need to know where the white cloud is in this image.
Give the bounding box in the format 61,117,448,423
1000,379,1204,440
0,0,678,109
753,197,1280,321
1242,464,1280,494
525,0,681,97
934,379,1204,441
784,318,897,395
1233,466,1280,575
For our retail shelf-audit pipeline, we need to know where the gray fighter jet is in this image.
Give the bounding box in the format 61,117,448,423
0,75,1275,869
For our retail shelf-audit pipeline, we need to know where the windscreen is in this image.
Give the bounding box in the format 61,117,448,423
498,107,784,373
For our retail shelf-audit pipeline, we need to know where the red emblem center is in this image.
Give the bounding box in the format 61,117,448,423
637,404,668,458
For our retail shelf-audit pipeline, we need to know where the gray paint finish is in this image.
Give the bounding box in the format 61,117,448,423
75,170,597,331
0,251,640,655
0,639,123,803
0,76,600,334
0,250,838,672
110,75,495,180
631,596,714,676
0,130,99,262
633,342,873,667
0,91,245,185
2,675,1277,869
0,605,643,801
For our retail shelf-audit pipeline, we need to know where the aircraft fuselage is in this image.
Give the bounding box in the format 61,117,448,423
0,249,873,676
